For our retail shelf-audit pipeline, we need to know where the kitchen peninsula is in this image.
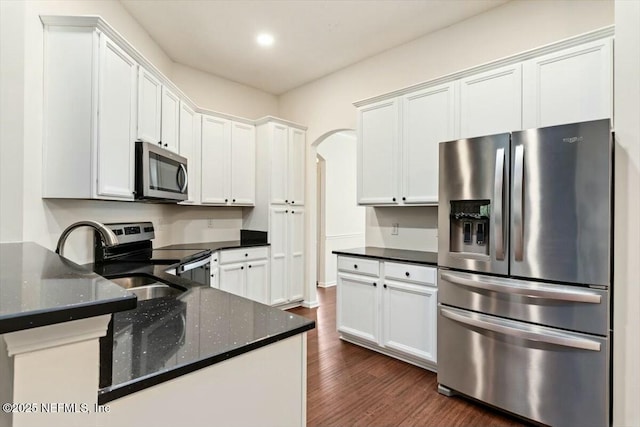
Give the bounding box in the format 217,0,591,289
0,242,314,427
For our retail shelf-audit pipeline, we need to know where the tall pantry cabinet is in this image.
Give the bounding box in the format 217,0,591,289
244,118,307,308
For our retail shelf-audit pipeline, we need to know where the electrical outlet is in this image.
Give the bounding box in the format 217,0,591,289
207,219,215,228
392,223,399,235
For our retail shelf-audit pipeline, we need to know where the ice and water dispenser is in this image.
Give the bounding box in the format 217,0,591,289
449,200,491,256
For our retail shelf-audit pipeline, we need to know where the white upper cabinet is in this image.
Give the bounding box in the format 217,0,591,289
161,87,180,153
269,123,289,205
201,115,231,204
200,114,255,206
268,123,306,206
230,122,256,205
522,38,613,129
179,102,198,204
96,36,138,200
357,99,400,205
401,82,456,204
137,67,162,144
42,24,137,201
459,63,523,138
288,128,306,206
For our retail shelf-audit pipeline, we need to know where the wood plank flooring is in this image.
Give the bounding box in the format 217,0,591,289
289,287,527,427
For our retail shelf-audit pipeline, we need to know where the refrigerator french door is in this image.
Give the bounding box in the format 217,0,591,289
437,119,612,427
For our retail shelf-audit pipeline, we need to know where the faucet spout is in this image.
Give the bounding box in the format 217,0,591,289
55,220,119,257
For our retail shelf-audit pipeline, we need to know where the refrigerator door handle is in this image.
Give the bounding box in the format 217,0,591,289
513,144,525,261
440,272,602,304
494,148,505,260
440,307,601,351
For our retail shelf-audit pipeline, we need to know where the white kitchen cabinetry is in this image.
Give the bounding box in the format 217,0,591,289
209,254,219,289
522,38,613,129
357,83,455,207
336,256,438,370
357,99,399,205
459,63,522,138
137,67,162,144
42,25,137,200
161,87,180,153
218,247,269,304
200,115,255,206
244,118,307,308
401,82,456,204
178,102,199,204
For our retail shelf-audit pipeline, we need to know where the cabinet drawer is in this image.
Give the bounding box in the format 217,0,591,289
384,262,436,286
219,246,269,264
337,256,380,277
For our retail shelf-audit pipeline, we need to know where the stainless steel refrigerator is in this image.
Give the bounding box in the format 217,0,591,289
437,119,612,427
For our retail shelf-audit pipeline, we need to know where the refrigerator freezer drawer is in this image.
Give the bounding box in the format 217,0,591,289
439,269,608,336
438,306,609,427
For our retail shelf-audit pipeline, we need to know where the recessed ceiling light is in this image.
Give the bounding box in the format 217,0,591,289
256,33,274,47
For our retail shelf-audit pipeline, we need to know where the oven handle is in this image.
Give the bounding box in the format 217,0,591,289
179,256,210,273
440,272,602,304
440,307,601,351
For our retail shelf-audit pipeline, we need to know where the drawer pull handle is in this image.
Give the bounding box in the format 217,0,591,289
354,264,358,269
248,265,252,268
383,284,387,289
241,266,244,270
373,282,377,287
440,307,601,351
405,272,410,277
245,253,248,257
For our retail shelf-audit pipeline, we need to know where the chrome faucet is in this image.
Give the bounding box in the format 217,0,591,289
55,220,119,257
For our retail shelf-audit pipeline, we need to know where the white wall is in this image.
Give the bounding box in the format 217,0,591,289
316,131,365,286
613,1,640,425
3,0,279,263
172,63,278,119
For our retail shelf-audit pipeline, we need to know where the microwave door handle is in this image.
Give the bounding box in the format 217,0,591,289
494,148,505,261
513,144,525,261
178,164,188,193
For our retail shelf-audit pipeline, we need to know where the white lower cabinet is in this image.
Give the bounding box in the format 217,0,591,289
336,256,437,370
218,247,269,304
269,207,305,306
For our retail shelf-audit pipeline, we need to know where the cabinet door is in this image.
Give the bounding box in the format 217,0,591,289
219,263,245,297
288,208,305,302
210,266,219,289
288,127,306,206
201,115,231,204
382,280,437,363
358,99,399,205
96,35,137,200
270,123,289,205
337,273,379,343
137,67,162,144
459,63,522,138
401,83,456,204
522,38,613,129
161,86,180,153
179,102,198,204
269,206,288,305
246,259,269,304
230,122,256,205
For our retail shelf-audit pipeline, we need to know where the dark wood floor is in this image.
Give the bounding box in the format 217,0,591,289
289,287,527,427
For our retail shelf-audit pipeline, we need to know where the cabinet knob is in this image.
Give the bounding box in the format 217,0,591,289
241,266,244,270
405,272,410,277
285,200,288,203
157,141,162,145
354,264,358,269
292,210,295,214
214,259,217,262
392,197,396,202
373,282,377,287
164,143,168,147
245,253,248,257
225,199,228,202
402,197,406,201
383,284,387,289
248,265,252,268
292,201,295,204
233,199,236,202
285,210,289,213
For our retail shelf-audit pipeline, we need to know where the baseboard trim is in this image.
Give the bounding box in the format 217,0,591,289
302,300,320,309
317,281,336,288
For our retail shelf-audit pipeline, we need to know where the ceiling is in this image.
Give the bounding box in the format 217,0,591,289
120,0,509,95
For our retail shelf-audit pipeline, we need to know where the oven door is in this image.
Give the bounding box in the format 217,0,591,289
177,256,211,287
136,141,188,201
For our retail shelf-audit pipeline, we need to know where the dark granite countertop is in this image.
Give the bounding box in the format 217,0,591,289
94,261,314,404
156,240,269,252
0,243,136,334
332,246,438,266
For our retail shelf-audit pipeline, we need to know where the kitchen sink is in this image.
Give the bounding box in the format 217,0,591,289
108,275,185,301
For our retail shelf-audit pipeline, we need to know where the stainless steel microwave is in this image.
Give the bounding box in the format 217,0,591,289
135,141,188,202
